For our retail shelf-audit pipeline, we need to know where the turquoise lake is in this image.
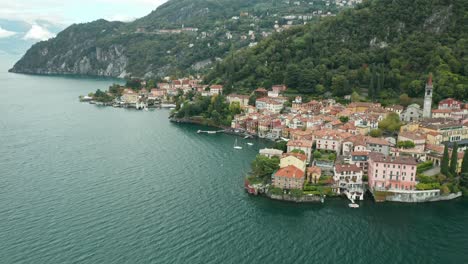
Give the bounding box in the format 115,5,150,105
1,55,468,263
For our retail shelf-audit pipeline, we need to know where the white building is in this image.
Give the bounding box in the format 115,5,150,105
333,164,364,201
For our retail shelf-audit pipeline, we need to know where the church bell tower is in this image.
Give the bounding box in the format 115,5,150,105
423,74,433,119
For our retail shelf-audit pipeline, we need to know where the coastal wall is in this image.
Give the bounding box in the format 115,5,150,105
375,189,462,203
267,193,324,203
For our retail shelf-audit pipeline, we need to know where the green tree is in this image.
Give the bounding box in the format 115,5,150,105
369,129,383,137
251,155,280,178
339,116,349,123
461,148,468,176
399,93,411,106
449,143,458,176
229,101,241,115
378,113,402,132
441,144,450,176
397,140,415,149
351,91,360,102
291,149,306,155
248,94,256,106
273,141,288,152
313,150,322,159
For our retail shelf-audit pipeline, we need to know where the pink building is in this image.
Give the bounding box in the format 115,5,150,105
438,98,462,110
368,153,417,191
313,129,352,154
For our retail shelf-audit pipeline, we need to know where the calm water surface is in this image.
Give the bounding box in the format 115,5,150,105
1,55,468,264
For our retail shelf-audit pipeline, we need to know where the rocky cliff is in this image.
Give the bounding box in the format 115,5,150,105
9,0,348,78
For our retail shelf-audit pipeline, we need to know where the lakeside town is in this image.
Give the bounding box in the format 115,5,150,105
81,75,468,206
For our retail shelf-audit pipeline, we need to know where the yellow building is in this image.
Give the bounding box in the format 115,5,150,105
280,153,307,172
306,166,321,184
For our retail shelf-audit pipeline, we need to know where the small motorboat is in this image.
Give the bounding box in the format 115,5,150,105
233,139,243,149
197,130,201,134
348,203,359,208
247,143,254,146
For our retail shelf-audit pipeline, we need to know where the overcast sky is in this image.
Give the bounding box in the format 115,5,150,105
0,0,167,41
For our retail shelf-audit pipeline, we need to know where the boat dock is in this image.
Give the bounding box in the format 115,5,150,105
197,130,225,134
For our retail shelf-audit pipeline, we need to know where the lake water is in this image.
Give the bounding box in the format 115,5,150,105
1,55,468,264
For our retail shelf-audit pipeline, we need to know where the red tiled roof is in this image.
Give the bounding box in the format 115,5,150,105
432,109,452,113
335,164,362,173
274,165,304,179
287,140,313,148
307,166,321,174
369,152,417,165
366,137,390,146
351,151,370,156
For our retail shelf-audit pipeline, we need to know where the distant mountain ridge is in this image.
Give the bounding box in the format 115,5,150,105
9,0,352,78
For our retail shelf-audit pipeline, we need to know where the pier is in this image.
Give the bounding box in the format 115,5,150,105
197,130,225,134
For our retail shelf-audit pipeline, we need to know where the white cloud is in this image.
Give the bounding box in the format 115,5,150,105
0,0,168,26
23,24,55,41
105,14,137,22
0,26,16,38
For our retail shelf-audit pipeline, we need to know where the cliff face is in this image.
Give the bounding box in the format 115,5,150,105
12,43,128,77
9,0,350,78
9,20,130,77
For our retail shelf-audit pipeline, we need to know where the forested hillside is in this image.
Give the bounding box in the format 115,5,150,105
205,0,468,102
10,0,350,78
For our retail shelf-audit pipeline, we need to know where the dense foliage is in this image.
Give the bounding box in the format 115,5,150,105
206,0,468,102
174,94,237,126
251,155,280,179
417,161,434,174
397,140,416,149
12,0,346,78
441,144,450,176
378,113,403,133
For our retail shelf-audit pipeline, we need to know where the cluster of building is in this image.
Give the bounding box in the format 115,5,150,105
116,77,223,108
241,77,467,202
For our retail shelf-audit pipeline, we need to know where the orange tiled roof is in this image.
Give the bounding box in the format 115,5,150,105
274,165,304,179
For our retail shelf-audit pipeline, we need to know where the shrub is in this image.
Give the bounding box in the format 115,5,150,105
270,187,283,195
416,174,438,184
369,129,383,138
440,184,451,194
290,189,303,197
416,182,440,190
417,161,434,173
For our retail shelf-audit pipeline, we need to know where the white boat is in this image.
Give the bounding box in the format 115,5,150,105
244,135,250,139
207,131,217,134
348,203,359,208
233,139,243,149
247,143,254,146
197,130,201,134
161,103,177,108
280,137,290,142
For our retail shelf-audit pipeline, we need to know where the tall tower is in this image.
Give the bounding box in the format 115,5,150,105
423,74,433,118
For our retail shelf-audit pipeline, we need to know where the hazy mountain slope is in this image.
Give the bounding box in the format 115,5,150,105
10,0,350,78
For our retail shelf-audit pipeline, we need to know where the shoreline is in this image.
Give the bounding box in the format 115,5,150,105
82,99,466,205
